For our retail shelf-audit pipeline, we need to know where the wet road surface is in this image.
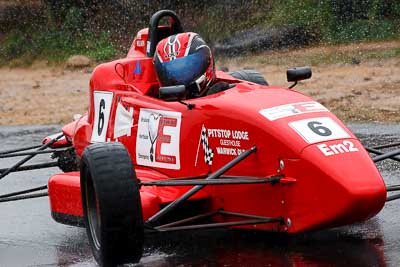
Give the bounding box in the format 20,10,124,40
0,124,399,266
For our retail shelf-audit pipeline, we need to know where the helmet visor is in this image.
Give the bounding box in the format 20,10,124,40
155,47,211,86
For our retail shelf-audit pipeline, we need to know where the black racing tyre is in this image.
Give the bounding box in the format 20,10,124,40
228,69,269,85
56,148,79,172
80,142,144,266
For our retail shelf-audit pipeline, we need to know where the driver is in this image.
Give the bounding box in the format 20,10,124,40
153,32,230,98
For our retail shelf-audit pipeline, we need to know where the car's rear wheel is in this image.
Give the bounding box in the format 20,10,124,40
228,69,269,85
80,142,144,266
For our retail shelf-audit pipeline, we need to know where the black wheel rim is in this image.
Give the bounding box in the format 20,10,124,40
85,171,101,250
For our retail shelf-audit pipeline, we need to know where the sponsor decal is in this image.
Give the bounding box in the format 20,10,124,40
133,61,142,75
136,109,181,169
164,35,181,60
195,125,214,166
195,125,250,166
113,102,134,139
289,117,350,144
260,101,328,121
317,140,359,156
146,41,151,54
91,91,113,143
210,128,249,156
136,39,145,47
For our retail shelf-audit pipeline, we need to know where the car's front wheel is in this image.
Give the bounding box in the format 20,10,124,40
80,142,144,266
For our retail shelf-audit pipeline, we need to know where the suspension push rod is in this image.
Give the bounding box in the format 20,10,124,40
0,145,42,155
0,147,71,158
146,146,257,225
373,148,400,163
0,133,64,180
365,147,400,163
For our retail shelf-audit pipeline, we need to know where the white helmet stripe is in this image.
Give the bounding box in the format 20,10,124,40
163,35,181,61
184,33,196,56
156,51,163,63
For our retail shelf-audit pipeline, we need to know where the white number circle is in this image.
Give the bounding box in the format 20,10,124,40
289,117,350,144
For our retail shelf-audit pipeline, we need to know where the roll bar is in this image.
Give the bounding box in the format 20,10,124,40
147,10,184,57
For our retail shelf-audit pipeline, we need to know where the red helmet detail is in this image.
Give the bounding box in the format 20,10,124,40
154,32,215,96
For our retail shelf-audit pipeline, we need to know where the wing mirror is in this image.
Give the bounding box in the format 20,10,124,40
159,85,186,97
287,66,312,88
159,85,195,110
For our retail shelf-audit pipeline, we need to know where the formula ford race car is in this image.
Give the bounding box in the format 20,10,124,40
1,10,400,267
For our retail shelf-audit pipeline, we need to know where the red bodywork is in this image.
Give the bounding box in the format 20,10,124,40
48,28,386,233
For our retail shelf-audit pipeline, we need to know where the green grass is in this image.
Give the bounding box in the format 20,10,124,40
324,20,400,43
0,6,116,66
1,1,400,66
0,29,116,66
217,45,400,68
262,1,400,45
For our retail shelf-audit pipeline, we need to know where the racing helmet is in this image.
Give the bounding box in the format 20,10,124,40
153,32,215,95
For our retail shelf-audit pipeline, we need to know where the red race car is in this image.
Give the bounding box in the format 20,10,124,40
1,10,400,267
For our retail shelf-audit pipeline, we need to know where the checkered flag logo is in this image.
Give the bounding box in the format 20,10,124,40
201,125,214,165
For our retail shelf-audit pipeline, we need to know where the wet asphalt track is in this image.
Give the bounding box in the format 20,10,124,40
0,124,400,267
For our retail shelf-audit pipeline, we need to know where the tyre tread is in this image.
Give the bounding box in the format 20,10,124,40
229,69,269,85
80,142,144,266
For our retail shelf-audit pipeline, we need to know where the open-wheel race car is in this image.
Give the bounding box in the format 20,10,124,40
1,10,400,267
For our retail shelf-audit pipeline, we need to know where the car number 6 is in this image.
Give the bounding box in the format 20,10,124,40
307,121,332,136
98,99,105,135
91,91,113,143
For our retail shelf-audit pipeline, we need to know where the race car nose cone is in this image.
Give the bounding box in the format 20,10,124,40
285,139,386,233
